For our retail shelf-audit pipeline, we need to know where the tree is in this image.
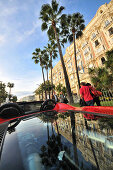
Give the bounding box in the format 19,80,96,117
0,82,7,105
7,82,14,101
12,95,17,103
35,82,55,100
56,83,67,96
66,13,85,93
44,80,55,99
40,0,73,103
105,49,113,74
32,48,47,99
44,40,58,96
34,85,44,101
42,50,49,81
89,67,112,90
89,49,113,90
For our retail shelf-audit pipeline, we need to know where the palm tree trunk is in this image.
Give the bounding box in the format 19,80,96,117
50,53,53,97
9,87,11,95
39,93,40,101
53,26,73,104
9,87,11,101
47,68,50,99
42,91,43,101
41,67,47,100
73,32,80,95
47,122,50,141
47,67,48,81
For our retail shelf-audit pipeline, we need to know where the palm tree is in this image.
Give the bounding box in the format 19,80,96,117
0,82,7,105
44,40,58,96
7,82,14,101
40,0,73,103
32,48,47,99
34,85,43,101
43,50,49,81
66,13,85,92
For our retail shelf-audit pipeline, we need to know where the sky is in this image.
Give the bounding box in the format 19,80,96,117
0,0,111,100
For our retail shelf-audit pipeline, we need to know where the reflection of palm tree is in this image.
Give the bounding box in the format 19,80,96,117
40,134,62,167
84,118,100,170
47,121,50,142
70,112,79,168
39,117,66,168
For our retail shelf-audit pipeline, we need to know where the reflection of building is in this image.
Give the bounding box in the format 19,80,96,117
50,0,113,94
53,112,113,169
19,95,36,102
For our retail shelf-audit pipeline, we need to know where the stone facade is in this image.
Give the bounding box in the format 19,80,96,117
50,0,113,94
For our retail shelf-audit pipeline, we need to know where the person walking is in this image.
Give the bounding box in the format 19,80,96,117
52,91,59,102
86,83,102,106
80,82,94,106
59,91,64,103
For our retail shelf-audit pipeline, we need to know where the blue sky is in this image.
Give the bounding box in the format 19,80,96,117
0,0,111,99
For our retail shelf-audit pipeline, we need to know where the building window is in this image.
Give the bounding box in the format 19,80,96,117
103,45,105,50
77,55,81,60
108,27,113,36
81,62,84,73
89,64,93,68
105,20,110,27
100,10,103,14
92,33,96,40
90,54,93,58
84,49,88,55
67,57,71,63
82,42,88,49
76,49,80,54
95,40,99,47
101,57,105,64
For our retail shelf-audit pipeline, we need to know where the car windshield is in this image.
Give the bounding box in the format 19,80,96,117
0,110,113,170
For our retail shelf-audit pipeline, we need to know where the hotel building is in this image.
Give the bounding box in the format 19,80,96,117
49,0,113,95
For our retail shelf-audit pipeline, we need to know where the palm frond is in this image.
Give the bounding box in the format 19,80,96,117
67,14,71,24
47,26,55,39
34,59,39,64
57,6,65,16
40,4,51,14
79,23,85,30
76,31,82,38
68,34,73,43
35,48,41,53
32,56,37,59
52,0,58,12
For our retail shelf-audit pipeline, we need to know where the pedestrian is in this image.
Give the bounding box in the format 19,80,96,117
80,82,94,106
86,83,102,106
52,91,59,102
59,91,64,103
63,95,68,104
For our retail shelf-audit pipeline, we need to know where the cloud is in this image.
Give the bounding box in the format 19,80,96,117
0,35,6,46
16,20,42,43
